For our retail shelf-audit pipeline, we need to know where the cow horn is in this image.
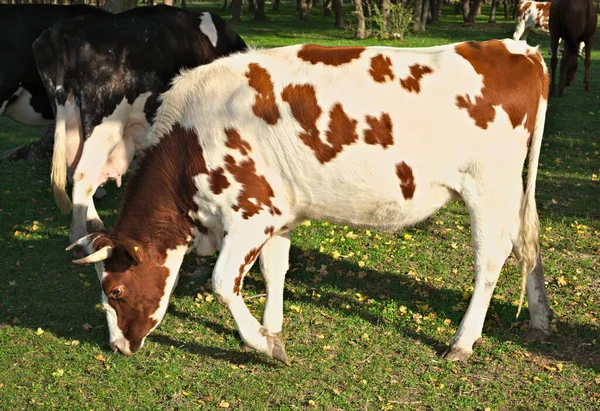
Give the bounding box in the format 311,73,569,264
72,246,113,264
66,233,101,251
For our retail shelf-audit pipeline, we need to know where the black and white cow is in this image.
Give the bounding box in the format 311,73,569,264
0,4,107,126
33,5,247,244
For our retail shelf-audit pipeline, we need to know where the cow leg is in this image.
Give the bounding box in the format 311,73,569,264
442,173,517,361
254,232,292,363
517,254,552,342
70,135,123,243
583,38,594,91
549,35,560,96
212,224,289,363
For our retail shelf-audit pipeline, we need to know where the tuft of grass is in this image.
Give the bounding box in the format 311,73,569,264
0,3,599,409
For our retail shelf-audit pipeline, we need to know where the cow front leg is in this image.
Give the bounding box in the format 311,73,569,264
256,231,292,364
69,136,118,243
212,225,289,363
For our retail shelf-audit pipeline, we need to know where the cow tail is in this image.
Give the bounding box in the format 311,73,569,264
51,102,72,213
516,73,548,318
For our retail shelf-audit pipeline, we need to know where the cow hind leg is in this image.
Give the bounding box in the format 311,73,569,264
212,223,289,364
442,172,519,361
256,231,292,364
583,38,594,91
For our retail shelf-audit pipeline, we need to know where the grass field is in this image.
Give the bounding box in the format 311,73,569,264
1,2,599,409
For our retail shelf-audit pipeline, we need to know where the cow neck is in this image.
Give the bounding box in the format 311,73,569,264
113,123,204,255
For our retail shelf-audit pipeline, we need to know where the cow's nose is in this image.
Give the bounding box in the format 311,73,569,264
110,339,132,355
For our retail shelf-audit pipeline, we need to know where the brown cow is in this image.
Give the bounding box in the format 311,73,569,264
549,0,597,96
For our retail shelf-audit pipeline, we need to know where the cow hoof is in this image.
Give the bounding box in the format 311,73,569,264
524,328,549,343
267,333,290,366
440,346,472,361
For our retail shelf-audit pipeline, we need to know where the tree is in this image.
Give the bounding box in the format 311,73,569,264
354,0,366,38
463,0,482,24
413,0,430,32
299,0,309,19
332,0,343,27
102,0,137,12
231,0,242,23
254,0,268,20
323,0,332,17
381,0,391,33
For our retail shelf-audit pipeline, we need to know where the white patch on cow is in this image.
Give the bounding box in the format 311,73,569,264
102,292,132,355
199,13,219,48
149,245,188,328
3,88,53,126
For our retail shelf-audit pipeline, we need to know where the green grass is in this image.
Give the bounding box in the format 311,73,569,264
1,2,600,409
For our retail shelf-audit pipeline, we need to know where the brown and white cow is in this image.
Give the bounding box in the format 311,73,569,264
513,0,584,55
70,40,552,363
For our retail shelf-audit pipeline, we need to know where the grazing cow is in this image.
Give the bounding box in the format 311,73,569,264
549,0,597,96
513,0,585,55
0,4,107,126
33,5,247,244
70,40,552,363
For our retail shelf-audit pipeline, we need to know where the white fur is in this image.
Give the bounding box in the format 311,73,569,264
2,88,53,126
199,13,219,48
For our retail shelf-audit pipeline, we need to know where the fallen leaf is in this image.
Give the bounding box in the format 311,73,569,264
35,328,44,336
52,369,64,378
82,323,93,331
95,354,106,362
219,401,230,408
205,295,214,303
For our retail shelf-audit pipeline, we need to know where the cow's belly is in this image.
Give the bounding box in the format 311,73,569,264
3,88,54,126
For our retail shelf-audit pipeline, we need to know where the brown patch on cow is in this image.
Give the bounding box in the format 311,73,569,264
364,113,394,148
234,246,263,295
396,161,416,200
224,155,279,219
225,128,252,155
370,54,395,83
535,3,550,31
454,40,548,135
209,167,230,195
517,1,532,16
246,63,280,125
74,172,84,182
264,226,275,236
282,84,359,163
223,230,228,237
297,44,365,66
400,64,433,93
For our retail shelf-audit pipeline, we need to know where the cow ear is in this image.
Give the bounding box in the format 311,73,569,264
123,243,142,266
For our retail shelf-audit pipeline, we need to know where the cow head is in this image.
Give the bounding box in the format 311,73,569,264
68,233,187,355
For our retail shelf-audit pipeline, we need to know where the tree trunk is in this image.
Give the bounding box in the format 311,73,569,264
464,0,482,22
489,0,498,22
430,0,441,23
381,0,391,33
413,0,429,32
254,0,268,20
222,0,228,11
248,0,256,13
181,0,185,8
272,0,280,10
231,0,242,23
354,0,365,38
461,0,470,21
332,0,343,26
102,0,136,11
299,0,309,19
323,0,331,16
